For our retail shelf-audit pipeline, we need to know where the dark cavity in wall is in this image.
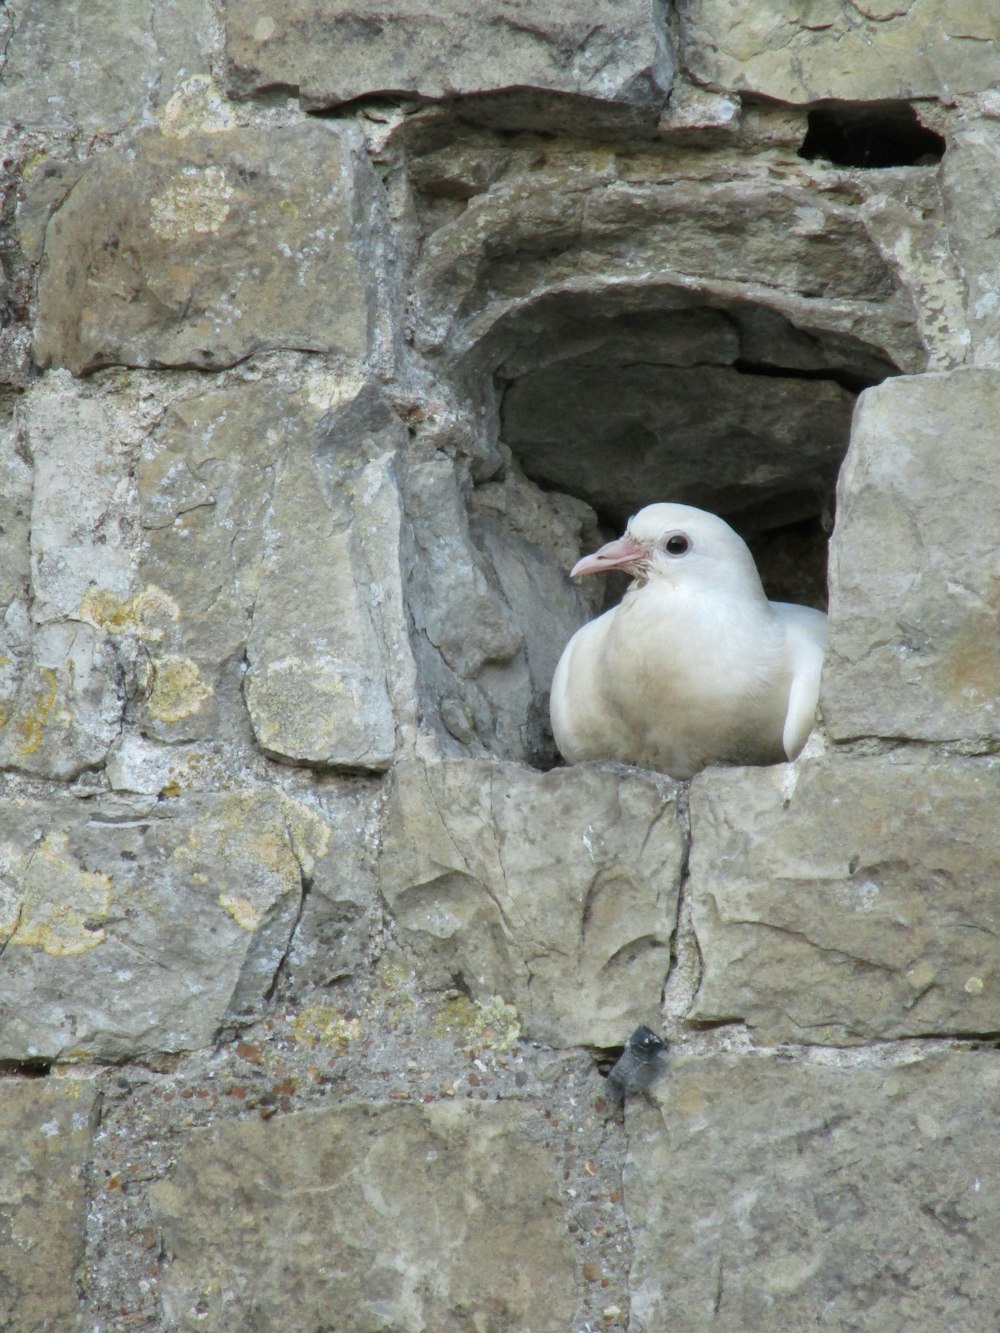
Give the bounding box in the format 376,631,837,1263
495,291,900,609
799,102,946,169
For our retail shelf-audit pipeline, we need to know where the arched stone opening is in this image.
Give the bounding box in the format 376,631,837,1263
402,121,930,766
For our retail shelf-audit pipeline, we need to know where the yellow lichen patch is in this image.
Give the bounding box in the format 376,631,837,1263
5,832,111,957
161,75,236,139
290,1004,362,1051
218,893,266,932
79,584,179,641
150,166,234,241
433,992,521,1052
172,793,301,929
146,655,212,723
11,667,59,755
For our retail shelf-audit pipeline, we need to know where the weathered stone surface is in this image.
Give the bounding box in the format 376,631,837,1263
0,789,328,1061
689,756,1000,1044
27,378,137,624
284,782,378,989
0,1076,100,1332
0,0,213,133
941,118,1000,367
0,409,31,611
245,386,405,770
124,375,409,769
380,758,683,1046
152,1099,576,1331
225,0,673,111
629,1050,1000,1328
678,1,1000,102
0,617,122,780
412,153,921,374
824,370,1000,743
401,450,596,763
0,381,127,777
34,123,380,374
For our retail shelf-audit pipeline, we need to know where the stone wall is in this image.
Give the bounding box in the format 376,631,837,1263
0,3,998,1329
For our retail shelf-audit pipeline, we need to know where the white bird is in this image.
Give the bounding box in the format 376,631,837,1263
550,503,827,780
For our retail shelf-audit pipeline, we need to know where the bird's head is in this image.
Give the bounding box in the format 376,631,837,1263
571,502,764,594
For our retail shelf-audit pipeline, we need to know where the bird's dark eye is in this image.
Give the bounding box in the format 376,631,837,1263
664,534,690,556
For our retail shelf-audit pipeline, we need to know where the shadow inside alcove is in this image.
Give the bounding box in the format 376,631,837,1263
490,285,900,616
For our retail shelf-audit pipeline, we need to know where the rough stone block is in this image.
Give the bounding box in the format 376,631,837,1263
121,375,406,769
628,1051,1000,1328
689,756,1000,1044
152,1100,576,1331
0,0,213,133
678,1,999,102
0,1077,100,1331
0,789,328,1061
224,0,673,111
0,410,31,611
412,155,922,377
941,119,1000,367
244,381,408,770
824,370,1000,744
380,758,683,1046
34,123,379,374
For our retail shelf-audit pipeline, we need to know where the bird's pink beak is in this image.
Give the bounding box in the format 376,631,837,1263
571,535,646,579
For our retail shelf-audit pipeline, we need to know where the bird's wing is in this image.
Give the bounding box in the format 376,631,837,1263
550,608,617,764
775,603,828,760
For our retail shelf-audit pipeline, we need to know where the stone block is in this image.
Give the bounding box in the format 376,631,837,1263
689,756,1000,1044
380,758,683,1046
0,0,213,133
0,1077,100,1332
115,375,406,770
824,370,1000,744
941,119,1000,367
152,1100,576,1331
628,1051,1000,1328
678,1,999,102
0,789,328,1062
224,0,673,111
34,123,379,374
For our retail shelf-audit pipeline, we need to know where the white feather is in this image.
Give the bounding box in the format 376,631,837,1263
550,504,828,780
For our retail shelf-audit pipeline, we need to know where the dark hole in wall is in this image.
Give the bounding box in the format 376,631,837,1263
494,294,903,613
799,102,946,169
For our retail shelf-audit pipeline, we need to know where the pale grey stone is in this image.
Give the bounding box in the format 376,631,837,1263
224,0,673,111
824,370,1000,744
0,408,31,612
412,157,922,378
0,1077,100,1332
400,449,599,764
0,0,213,133
678,0,1000,102
26,377,138,624
152,1100,576,1332
0,789,328,1061
131,376,407,769
284,784,379,989
941,119,1000,367
628,1051,1000,1329
244,387,405,771
688,756,1000,1044
380,758,683,1046
0,619,122,779
34,123,380,374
